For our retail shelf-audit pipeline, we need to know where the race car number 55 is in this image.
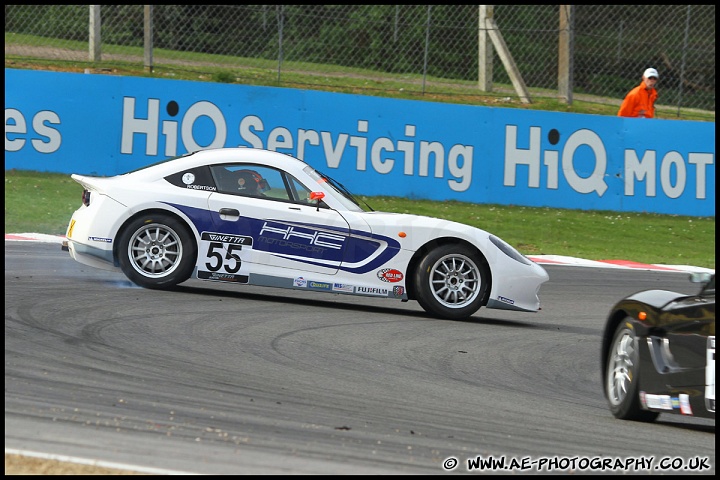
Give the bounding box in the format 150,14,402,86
205,242,242,273
197,232,253,283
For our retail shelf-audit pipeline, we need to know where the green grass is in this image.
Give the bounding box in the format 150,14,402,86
4,170,82,234
4,169,715,269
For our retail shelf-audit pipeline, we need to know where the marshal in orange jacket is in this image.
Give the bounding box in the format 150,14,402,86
618,81,658,118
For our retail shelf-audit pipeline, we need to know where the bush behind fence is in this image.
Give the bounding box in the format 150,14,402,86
4,5,716,114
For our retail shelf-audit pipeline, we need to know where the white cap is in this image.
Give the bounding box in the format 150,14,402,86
643,68,659,79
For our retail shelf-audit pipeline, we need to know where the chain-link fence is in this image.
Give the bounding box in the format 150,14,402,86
5,5,715,115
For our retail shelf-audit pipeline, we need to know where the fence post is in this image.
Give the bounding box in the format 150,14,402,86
674,5,692,117
558,5,574,105
478,5,494,92
422,5,432,95
276,5,284,83
485,12,531,103
89,5,101,62
144,5,153,72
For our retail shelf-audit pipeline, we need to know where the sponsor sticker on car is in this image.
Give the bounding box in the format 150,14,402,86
497,295,515,305
707,336,715,412
644,394,673,410
197,270,249,284
308,281,333,291
356,286,389,296
377,268,404,283
332,283,354,293
679,394,693,415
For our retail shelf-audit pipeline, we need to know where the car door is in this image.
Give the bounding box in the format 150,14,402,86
203,164,351,276
655,293,715,389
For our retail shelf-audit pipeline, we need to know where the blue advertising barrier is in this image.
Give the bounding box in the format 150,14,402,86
5,68,715,216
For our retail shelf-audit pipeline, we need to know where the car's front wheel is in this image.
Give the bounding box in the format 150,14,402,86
413,244,489,320
118,213,196,289
604,320,659,422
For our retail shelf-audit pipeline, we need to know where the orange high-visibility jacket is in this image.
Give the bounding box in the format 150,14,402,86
618,82,658,118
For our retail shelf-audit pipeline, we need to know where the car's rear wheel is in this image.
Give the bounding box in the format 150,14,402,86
413,244,489,320
118,213,196,289
604,321,659,422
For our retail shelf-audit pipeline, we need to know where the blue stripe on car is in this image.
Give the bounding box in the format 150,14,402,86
168,203,401,274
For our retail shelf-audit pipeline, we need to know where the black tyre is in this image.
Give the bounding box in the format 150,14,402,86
604,321,659,422
413,244,489,320
117,213,196,289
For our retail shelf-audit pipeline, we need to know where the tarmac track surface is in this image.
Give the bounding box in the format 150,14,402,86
4,242,715,475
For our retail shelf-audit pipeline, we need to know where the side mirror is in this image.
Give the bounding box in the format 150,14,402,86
310,191,325,211
689,272,712,284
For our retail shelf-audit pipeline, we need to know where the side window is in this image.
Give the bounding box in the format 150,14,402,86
211,164,290,201
288,176,314,204
209,163,324,206
286,174,329,208
164,166,217,191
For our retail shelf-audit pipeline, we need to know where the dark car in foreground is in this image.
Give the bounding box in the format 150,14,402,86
601,272,715,422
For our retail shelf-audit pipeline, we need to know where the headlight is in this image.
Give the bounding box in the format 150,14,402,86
489,235,532,265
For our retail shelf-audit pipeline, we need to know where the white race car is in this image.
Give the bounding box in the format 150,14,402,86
64,148,549,320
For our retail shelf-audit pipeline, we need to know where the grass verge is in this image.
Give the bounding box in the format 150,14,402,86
5,169,715,269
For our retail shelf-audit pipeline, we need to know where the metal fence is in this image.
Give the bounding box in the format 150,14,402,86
5,5,715,116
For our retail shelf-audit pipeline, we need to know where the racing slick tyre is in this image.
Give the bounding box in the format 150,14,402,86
413,243,489,320
604,321,659,422
118,213,197,290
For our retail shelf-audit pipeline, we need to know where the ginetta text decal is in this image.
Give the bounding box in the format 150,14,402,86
201,232,252,245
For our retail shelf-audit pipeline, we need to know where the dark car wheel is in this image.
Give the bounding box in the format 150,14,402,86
604,321,659,422
118,213,196,289
414,244,489,320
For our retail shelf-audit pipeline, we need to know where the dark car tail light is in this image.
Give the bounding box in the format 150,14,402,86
82,189,91,206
